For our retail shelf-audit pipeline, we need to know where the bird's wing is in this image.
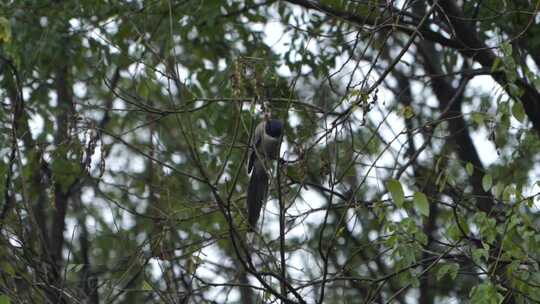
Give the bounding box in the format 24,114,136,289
248,148,256,174
248,122,264,174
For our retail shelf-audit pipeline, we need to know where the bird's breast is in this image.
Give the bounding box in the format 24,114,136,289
260,135,280,160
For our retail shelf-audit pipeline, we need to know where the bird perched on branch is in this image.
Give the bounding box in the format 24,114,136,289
247,117,283,232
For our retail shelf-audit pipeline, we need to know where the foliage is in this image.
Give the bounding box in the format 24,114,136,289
1,0,540,303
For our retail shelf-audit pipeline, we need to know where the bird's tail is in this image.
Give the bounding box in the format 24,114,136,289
246,161,268,231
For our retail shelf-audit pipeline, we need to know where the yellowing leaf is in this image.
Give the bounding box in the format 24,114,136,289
142,280,153,291
0,17,11,44
403,105,415,119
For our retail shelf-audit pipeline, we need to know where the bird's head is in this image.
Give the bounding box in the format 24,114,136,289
265,119,283,138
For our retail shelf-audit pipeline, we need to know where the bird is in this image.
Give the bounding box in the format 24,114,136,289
246,118,283,232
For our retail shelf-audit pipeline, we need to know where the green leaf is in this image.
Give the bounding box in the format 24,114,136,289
502,184,514,203
470,282,503,304
482,174,492,192
471,112,485,125
0,263,14,277
336,226,345,237
511,101,525,123
0,295,10,304
508,83,522,96
437,263,459,281
491,57,502,72
387,179,404,208
493,181,505,198
500,42,513,57
472,248,489,265
437,171,448,192
286,165,303,181
67,264,84,273
447,224,460,241
466,162,474,176
413,191,429,217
